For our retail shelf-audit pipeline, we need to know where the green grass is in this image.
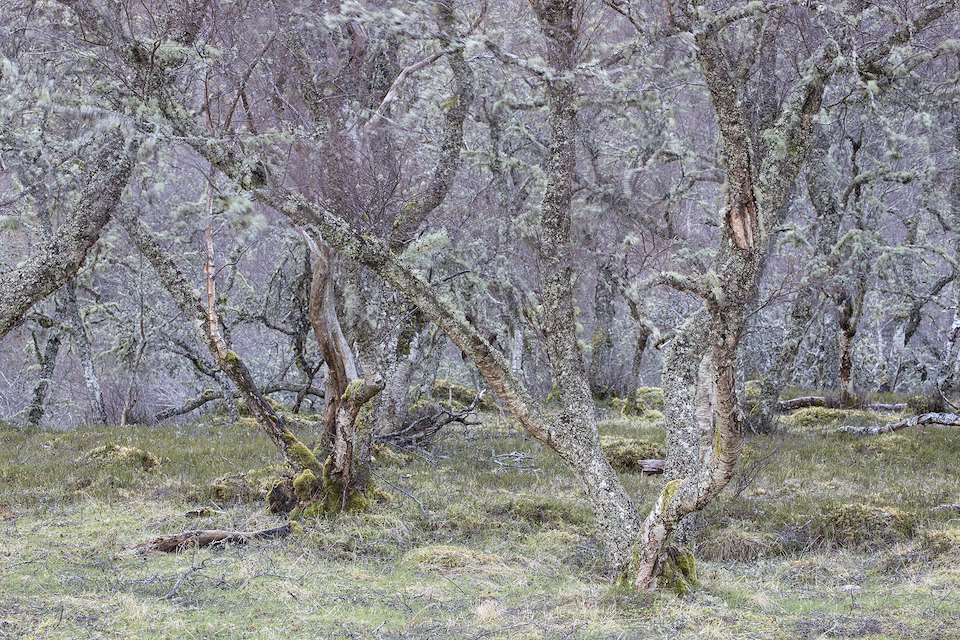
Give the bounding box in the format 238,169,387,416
1,407,959,639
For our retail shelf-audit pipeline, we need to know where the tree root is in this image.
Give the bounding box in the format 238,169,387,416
133,523,293,553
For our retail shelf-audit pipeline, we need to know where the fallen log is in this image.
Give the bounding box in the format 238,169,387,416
134,523,293,553
778,396,826,411
777,396,906,413
835,412,960,436
638,459,664,475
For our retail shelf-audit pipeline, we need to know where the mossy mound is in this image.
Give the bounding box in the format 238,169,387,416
403,544,499,570
699,525,778,562
919,527,960,558
432,379,494,410
816,503,917,549
486,494,587,527
601,436,665,472
906,393,945,416
617,387,665,417
371,443,413,466
80,443,162,471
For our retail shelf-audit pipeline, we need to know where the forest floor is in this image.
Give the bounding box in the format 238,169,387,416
1,400,959,639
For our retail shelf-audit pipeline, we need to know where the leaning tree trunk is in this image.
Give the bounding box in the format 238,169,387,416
119,210,322,478
0,133,133,340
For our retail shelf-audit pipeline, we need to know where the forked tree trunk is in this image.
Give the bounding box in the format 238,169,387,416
307,240,383,512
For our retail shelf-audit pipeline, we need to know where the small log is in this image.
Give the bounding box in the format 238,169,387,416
867,402,907,412
134,523,292,553
836,412,960,436
638,458,664,475
778,396,826,411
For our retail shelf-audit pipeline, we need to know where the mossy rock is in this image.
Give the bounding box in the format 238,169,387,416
601,436,665,472
80,443,162,471
432,378,493,410
403,544,498,570
920,527,960,558
208,465,286,504
816,503,917,549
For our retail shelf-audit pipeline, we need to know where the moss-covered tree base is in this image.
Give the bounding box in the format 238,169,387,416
658,547,698,596
286,456,387,519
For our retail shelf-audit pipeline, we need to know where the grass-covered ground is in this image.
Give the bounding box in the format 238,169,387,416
1,403,959,639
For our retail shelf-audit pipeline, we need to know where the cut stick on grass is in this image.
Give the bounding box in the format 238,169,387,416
134,523,293,554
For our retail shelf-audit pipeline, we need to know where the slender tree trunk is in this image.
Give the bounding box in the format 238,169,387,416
26,326,63,427
589,259,616,399
836,282,865,405
64,280,109,424
119,210,320,474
